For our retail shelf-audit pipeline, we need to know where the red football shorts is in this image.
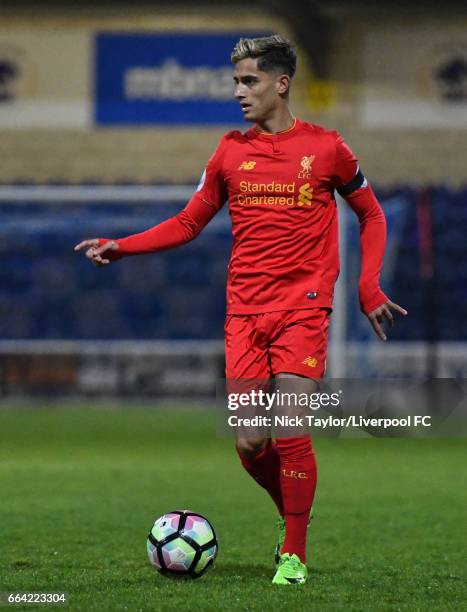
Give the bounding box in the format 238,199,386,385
224,308,331,380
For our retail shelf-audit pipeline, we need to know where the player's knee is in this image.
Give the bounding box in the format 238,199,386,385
275,435,313,459
235,437,267,458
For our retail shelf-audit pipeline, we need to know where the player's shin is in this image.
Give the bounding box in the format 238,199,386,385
236,439,284,516
275,436,317,563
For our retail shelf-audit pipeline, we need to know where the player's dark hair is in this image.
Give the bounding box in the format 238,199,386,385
231,35,297,78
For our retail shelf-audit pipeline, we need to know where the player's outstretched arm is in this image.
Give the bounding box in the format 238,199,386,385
73,193,222,267
74,135,229,268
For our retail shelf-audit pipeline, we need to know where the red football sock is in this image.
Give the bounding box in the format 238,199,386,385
236,440,284,516
275,436,317,563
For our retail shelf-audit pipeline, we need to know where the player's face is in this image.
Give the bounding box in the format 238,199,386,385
233,58,285,124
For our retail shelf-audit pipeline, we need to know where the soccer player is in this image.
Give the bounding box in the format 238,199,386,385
75,35,407,585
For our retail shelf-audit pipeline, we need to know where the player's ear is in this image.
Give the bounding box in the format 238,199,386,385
276,74,290,96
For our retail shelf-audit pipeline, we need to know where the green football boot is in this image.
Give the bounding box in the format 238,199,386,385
272,552,308,585
274,508,313,566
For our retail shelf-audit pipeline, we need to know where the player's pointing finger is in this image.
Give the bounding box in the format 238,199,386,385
74,238,99,251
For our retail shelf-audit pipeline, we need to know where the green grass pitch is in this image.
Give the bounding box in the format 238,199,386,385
0,406,465,611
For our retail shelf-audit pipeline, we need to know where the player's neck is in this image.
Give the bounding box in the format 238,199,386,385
255,109,296,135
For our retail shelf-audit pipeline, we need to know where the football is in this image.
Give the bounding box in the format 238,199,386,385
147,510,218,579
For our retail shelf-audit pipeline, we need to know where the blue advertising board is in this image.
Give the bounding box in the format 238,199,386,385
95,32,268,125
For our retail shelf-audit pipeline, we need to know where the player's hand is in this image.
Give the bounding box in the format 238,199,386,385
367,300,407,342
74,239,119,266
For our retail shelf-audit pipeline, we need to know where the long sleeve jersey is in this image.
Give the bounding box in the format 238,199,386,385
108,118,388,315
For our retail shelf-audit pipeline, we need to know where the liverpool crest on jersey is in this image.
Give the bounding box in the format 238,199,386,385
298,154,315,179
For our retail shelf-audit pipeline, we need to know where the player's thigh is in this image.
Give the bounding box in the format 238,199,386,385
269,308,331,380
276,372,319,393
224,314,271,379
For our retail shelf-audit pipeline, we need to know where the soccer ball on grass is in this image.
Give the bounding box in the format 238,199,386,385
147,510,218,579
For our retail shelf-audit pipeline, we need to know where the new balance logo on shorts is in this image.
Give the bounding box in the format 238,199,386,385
302,356,318,368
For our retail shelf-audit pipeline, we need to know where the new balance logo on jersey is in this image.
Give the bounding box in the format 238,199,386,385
297,183,313,206
238,161,256,170
302,356,318,368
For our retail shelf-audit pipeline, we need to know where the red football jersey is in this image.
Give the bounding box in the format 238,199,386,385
113,118,388,315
